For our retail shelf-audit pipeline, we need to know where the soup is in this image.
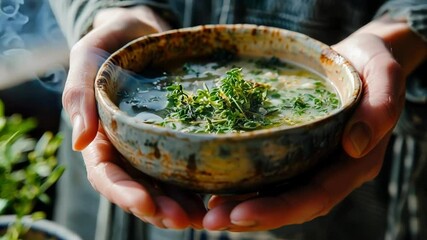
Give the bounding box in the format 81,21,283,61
117,56,341,133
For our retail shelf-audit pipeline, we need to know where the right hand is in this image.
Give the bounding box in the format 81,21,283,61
62,6,206,229
202,33,405,232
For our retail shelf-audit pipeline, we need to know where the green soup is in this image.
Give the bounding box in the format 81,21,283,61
117,56,341,133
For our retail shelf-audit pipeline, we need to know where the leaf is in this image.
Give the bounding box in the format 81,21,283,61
0,99,65,239
0,100,4,117
31,211,46,221
11,137,35,158
0,118,6,132
37,193,50,205
39,165,65,193
33,132,53,158
34,162,52,177
0,198,9,213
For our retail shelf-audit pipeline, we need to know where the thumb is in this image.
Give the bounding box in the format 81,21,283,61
333,34,405,158
62,45,108,151
63,9,165,151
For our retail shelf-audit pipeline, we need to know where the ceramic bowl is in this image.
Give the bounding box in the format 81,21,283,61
94,24,362,194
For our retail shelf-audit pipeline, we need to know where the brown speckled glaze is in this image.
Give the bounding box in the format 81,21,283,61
95,24,362,194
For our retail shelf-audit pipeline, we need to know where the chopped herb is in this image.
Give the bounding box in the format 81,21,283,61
118,56,341,133
279,90,339,118
254,57,287,70
250,69,263,75
162,68,276,133
269,91,281,99
211,49,237,69
182,63,200,76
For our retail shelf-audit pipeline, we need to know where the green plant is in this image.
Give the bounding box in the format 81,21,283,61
0,100,64,240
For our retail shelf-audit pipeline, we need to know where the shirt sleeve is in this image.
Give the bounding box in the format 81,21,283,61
375,0,427,42
48,0,177,47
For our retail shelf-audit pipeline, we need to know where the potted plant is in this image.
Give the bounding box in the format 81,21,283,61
0,100,81,240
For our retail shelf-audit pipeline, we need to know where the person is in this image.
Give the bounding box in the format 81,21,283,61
49,1,427,239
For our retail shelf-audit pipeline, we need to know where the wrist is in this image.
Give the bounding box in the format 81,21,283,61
93,5,171,33
353,15,427,76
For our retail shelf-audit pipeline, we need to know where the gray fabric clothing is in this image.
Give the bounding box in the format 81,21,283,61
376,0,427,42
48,0,176,47
50,0,427,48
54,112,100,240
387,65,427,240
49,0,427,240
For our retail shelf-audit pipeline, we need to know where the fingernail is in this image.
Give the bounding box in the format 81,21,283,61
231,220,257,227
349,122,371,156
71,114,85,150
130,207,154,218
161,218,173,228
215,227,230,231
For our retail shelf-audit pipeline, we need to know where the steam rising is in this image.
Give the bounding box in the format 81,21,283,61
0,0,68,91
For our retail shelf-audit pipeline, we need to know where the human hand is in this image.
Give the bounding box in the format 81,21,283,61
202,33,405,231
62,6,206,229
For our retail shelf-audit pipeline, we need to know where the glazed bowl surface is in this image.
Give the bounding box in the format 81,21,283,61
95,24,362,194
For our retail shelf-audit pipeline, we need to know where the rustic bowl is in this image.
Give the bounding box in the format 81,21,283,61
94,24,362,194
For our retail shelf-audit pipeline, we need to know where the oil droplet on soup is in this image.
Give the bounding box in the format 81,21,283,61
117,56,341,133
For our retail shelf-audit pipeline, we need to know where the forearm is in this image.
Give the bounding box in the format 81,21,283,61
49,0,176,47
353,15,427,77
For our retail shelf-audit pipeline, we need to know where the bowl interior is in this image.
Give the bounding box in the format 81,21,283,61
96,24,361,128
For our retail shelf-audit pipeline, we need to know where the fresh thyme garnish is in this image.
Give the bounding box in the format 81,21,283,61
162,68,277,133
182,63,200,76
254,57,288,71
118,57,341,133
279,81,340,120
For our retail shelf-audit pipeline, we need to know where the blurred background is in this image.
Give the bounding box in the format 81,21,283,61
0,0,68,136
0,0,68,218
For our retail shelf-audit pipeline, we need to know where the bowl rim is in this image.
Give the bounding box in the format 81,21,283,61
95,24,362,141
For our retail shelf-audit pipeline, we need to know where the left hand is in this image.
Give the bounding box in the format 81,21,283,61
202,33,405,231
62,6,207,229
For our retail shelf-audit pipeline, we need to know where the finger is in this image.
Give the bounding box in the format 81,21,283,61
84,126,202,229
208,193,258,209
119,179,202,229
111,150,207,228
63,46,106,151
143,195,191,229
204,201,240,231
63,17,160,151
136,187,204,229
205,133,390,231
82,127,157,218
343,52,403,157
333,34,405,158
161,185,207,229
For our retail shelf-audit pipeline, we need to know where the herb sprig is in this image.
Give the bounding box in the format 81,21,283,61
162,68,277,133
0,100,64,240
